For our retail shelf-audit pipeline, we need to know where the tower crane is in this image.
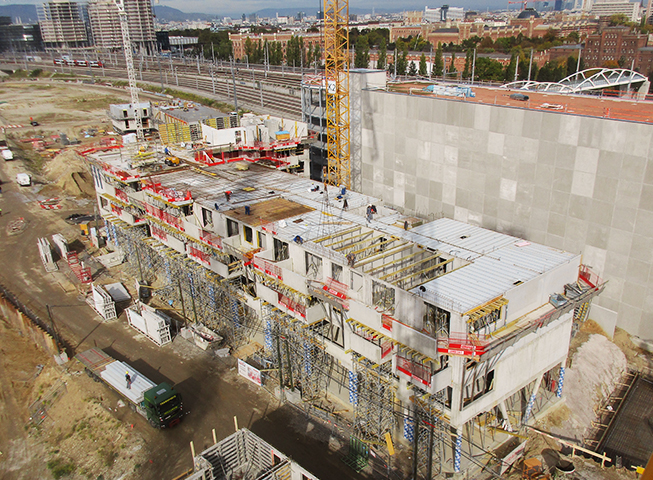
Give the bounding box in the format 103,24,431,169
116,0,144,142
324,0,350,189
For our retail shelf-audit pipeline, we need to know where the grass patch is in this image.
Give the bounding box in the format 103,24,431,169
98,447,118,468
47,458,76,479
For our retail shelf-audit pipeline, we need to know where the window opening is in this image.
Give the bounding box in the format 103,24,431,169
244,225,253,244
227,219,239,237
274,238,289,262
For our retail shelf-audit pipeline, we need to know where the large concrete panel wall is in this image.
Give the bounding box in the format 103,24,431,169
359,90,653,340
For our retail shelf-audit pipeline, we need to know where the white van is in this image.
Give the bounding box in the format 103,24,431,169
1,149,13,161
16,173,31,186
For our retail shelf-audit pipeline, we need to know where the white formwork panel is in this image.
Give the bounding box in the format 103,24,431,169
126,304,171,346
38,237,58,272
51,233,68,259
126,307,148,336
91,284,117,321
142,307,172,346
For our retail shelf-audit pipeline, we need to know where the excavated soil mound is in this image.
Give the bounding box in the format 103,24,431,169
552,334,627,441
44,149,95,198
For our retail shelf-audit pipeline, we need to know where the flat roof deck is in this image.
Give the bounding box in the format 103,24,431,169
388,81,653,124
91,152,578,314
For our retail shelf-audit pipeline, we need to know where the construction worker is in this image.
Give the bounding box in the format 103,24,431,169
125,371,131,389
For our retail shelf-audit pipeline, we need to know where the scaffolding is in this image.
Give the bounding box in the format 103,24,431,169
409,388,448,480
106,217,259,350
261,303,331,402
350,355,396,445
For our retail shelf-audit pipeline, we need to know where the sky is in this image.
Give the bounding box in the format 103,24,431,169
153,0,504,17
3,0,506,18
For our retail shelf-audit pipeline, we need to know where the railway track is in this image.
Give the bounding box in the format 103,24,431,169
0,55,305,119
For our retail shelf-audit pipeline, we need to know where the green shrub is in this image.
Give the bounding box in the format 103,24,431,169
46,458,76,479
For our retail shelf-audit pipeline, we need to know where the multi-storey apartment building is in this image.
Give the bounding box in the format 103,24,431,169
37,0,89,49
86,120,602,476
86,0,155,51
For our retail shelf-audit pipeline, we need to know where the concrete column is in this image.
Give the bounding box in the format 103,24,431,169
498,400,513,432
522,373,544,424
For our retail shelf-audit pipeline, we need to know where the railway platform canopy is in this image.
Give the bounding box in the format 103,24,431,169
503,68,650,95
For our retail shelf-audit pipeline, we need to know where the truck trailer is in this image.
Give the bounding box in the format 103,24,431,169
76,348,183,428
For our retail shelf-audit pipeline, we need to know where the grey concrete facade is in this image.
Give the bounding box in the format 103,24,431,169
358,88,653,340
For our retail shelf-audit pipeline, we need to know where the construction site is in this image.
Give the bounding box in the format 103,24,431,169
0,0,653,479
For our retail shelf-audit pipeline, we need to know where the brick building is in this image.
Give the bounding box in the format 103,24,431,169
583,26,648,68
229,31,321,62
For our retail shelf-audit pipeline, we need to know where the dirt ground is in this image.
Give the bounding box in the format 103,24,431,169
0,321,150,479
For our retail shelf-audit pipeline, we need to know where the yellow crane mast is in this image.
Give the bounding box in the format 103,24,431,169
323,0,350,189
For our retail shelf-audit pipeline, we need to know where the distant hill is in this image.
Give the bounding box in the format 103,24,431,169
0,4,38,24
153,6,217,22
253,7,373,18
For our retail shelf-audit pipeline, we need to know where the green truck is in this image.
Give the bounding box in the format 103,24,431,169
76,347,183,428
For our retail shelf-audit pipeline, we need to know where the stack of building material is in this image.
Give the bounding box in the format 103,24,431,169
100,359,155,404
159,123,192,144
37,237,58,272
126,302,171,346
51,233,68,259
88,284,117,321
66,251,92,285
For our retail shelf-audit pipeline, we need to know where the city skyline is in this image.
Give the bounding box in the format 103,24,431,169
2,0,525,19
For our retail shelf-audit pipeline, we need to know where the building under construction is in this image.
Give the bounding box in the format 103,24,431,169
86,117,604,475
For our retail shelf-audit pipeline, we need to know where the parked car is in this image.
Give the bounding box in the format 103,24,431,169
509,93,529,101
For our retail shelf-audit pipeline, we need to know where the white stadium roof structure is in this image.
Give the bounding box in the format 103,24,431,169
502,68,649,94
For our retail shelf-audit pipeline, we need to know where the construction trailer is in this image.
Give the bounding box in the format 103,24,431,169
85,149,604,477
187,428,319,480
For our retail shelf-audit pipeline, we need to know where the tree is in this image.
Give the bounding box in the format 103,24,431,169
433,42,444,77
306,43,314,66
566,55,578,76
505,53,518,82
462,49,473,78
609,13,629,26
474,57,504,81
566,31,580,44
408,60,418,76
354,35,370,68
396,47,408,75
274,42,283,65
536,61,555,82
449,52,457,73
313,43,321,66
244,37,255,62
377,38,387,70
419,53,427,76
